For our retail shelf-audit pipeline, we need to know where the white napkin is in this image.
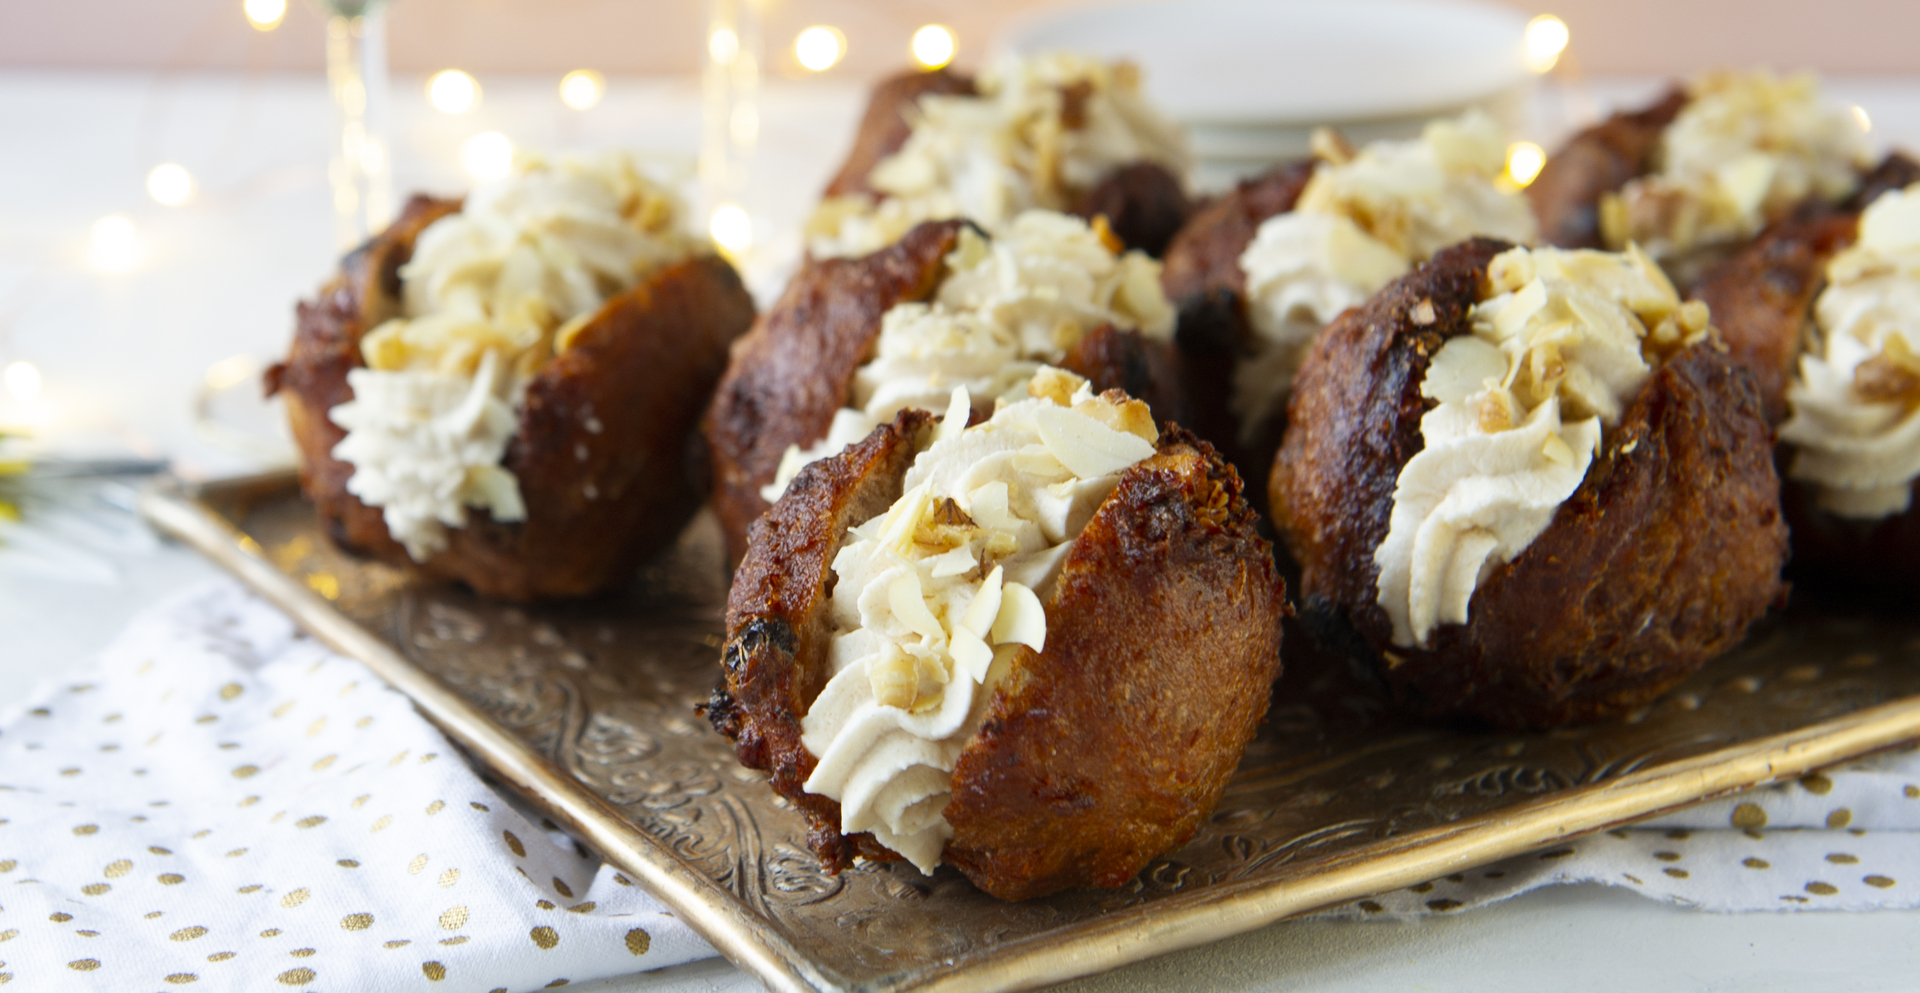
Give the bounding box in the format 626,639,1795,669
1322,748,1920,919
0,578,715,992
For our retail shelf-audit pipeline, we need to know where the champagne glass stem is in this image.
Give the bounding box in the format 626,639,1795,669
327,6,394,250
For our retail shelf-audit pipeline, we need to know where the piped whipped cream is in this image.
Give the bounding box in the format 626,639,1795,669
762,210,1173,501
1604,70,1869,257
1374,245,1706,648
1780,184,1920,518
807,52,1191,259
331,151,700,559
800,375,1158,873
1234,111,1539,435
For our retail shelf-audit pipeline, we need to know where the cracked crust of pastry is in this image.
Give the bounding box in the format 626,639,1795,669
704,219,1189,565
268,194,758,601
1270,238,1787,728
1527,88,1689,250
706,411,1286,900
704,221,966,566
1155,159,1319,492
1691,153,1920,425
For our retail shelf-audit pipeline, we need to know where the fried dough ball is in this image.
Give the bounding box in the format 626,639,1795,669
1157,160,1319,470
269,193,756,600
1529,73,1873,289
1710,163,1920,596
1691,153,1920,424
1528,89,1687,250
706,392,1285,901
809,59,1193,259
705,218,1183,565
822,68,979,201
1270,239,1787,728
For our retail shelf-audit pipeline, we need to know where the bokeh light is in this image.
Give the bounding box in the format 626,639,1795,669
560,70,605,110
709,27,740,65
1854,105,1873,133
243,0,286,31
795,26,845,72
428,70,480,114
87,215,142,274
1506,141,1547,187
146,163,196,206
709,204,752,253
5,362,41,402
1524,15,1570,74
911,25,956,70
460,132,516,182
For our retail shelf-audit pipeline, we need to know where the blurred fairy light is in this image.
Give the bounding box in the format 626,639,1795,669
795,26,845,72
911,25,956,70
87,215,142,274
203,354,258,392
428,70,480,114
5,362,41,402
730,104,758,144
244,0,286,31
709,204,752,254
1505,142,1546,187
710,27,741,64
1524,15,1569,74
146,163,196,206
1854,105,1873,133
461,132,515,182
560,70,605,110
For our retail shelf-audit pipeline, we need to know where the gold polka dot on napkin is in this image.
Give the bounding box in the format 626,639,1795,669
0,579,715,990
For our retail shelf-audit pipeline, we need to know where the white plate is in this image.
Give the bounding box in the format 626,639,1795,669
997,0,1534,126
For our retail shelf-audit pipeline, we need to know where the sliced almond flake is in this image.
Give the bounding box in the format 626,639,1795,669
991,581,1046,653
1032,404,1155,479
888,570,945,642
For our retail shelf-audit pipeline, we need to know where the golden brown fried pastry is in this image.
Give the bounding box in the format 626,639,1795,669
1160,112,1536,495
1158,160,1318,466
705,215,1183,565
822,68,979,200
707,387,1285,901
807,53,1193,259
1271,239,1787,728
1691,152,1920,424
270,190,755,601
1752,173,1920,595
1529,72,1872,290
1070,160,1193,259
1528,88,1687,249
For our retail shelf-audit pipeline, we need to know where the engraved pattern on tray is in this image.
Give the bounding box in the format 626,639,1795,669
197,479,1920,987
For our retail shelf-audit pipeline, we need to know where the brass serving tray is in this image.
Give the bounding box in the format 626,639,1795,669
140,471,1920,993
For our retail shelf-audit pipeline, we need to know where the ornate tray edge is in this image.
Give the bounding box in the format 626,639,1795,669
139,473,1920,993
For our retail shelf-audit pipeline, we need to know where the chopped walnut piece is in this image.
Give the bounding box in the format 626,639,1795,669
1073,391,1159,443
1475,388,1517,432
1027,366,1090,406
915,498,979,550
1854,338,1920,406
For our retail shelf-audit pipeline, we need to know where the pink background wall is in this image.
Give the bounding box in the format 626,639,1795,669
3,0,1916,79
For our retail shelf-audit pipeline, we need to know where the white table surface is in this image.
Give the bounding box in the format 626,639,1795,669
4,68,1920,993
